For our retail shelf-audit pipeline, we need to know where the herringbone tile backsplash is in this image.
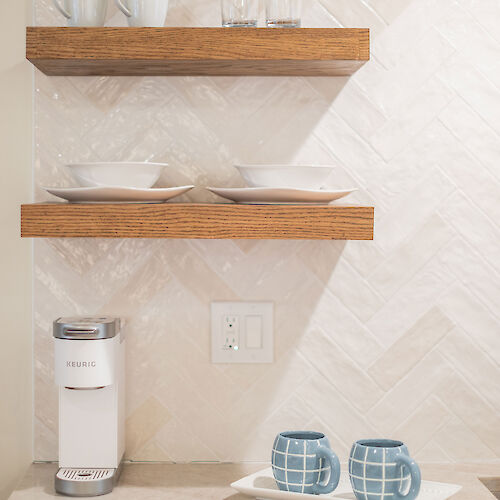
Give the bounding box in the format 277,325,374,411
33,0,500,463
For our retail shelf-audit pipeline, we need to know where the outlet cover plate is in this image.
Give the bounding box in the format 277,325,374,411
211,302,273,364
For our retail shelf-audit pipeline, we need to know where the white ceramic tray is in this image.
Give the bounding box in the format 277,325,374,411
44,185,194,203
231,467,462,500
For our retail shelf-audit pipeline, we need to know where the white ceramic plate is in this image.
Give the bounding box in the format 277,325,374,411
207,187,357,204
44,185,194,203
67,162,167,189
235,165,334,190
231,468,462,500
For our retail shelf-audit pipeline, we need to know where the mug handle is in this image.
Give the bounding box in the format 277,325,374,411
312,446,341,495
115,0,132,17
52,0,71,19
393,455,421,500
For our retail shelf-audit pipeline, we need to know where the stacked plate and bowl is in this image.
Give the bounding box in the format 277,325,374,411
44,162,194,203
208,165,357,204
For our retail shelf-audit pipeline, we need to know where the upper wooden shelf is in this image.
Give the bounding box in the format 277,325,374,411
21,203,374,240
26,27,370,76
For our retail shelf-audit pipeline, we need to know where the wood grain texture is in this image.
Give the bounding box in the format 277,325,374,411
26,27,370,76
21,203,374,240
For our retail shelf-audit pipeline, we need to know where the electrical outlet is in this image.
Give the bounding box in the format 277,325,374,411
222,315,239,350
211,302,273,363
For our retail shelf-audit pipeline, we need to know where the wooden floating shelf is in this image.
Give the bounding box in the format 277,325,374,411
21,203,374,240
26,27,370,76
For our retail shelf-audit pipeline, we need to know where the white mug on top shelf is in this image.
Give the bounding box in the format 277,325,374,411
115,0,169,27
52,0,108,26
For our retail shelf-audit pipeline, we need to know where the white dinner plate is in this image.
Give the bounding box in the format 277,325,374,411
207,187,357,204
231,467,462,500
44,185,195,203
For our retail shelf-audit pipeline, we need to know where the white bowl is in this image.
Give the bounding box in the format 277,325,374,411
67,162,167,188
235,164,334,189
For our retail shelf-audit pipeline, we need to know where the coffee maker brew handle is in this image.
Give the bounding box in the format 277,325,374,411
52,0,71,19
394,455,422,500
312,446,341,495
115,0,132,17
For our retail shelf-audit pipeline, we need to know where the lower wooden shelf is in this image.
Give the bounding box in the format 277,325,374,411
20,203,374,240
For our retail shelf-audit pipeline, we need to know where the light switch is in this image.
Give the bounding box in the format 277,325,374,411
211,302,273,364
245,315,262,349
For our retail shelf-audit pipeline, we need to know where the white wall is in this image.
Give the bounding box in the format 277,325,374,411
33,0,500,464
0,0,33,498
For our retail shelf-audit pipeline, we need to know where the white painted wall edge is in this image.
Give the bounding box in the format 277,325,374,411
0,0,34,498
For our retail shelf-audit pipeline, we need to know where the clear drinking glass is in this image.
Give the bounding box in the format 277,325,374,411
266,0,302,27
221,0,259,27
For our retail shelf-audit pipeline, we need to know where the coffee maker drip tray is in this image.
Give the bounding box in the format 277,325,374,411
55,467,120,497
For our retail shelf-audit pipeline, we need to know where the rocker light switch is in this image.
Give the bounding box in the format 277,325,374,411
245,316,263,349
211,302,273,364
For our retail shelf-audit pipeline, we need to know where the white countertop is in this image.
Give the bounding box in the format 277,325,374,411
8,462,500,499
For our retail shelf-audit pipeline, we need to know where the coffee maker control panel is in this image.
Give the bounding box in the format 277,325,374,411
54,317,120,340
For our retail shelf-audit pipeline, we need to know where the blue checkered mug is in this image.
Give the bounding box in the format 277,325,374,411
349,439,421,500
271,431,341,494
